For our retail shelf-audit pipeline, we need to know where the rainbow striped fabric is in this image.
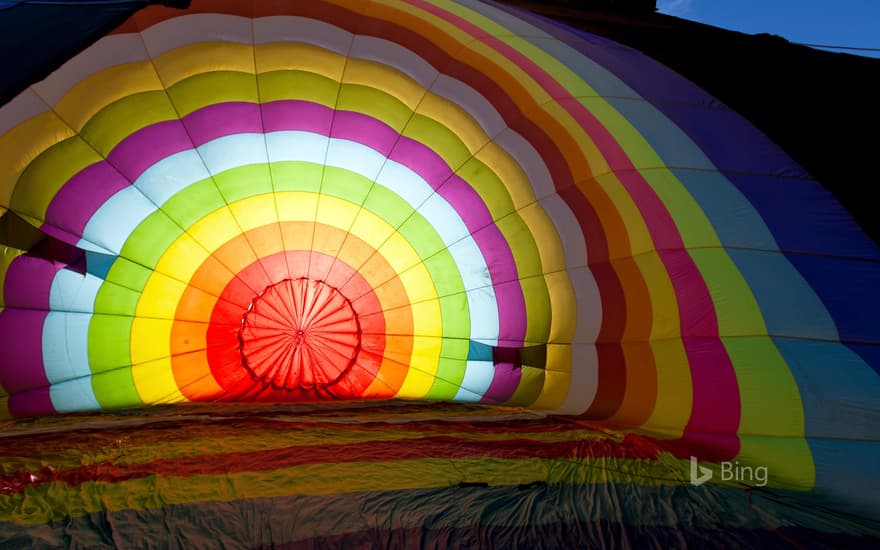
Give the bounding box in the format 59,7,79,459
0,0,878,543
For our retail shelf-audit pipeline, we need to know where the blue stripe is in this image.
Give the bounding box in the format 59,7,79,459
726,248,838,340
772,337,880,441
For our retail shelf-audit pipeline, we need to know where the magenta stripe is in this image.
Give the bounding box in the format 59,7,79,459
330,110,398,156
107,120,192,181
0,309,48,394
8,389,54,418
263,100,332,135
44,162,129,242
0,256,59,412
185,102,263,146
659,250,740,458
2,254,56,310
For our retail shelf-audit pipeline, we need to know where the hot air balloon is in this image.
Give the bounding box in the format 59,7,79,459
1,0,878,546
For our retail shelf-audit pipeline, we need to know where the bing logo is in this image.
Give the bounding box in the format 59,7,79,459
689,456,768,487
690,456,713,486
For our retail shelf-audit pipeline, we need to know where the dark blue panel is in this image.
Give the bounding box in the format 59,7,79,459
786,253,880,345
85,251,116,279
847,342,880,376
468,340,494,362
0,1,188,106
729,172,880,260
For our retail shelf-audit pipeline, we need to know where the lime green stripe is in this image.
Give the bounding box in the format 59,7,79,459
168,71,259,117
258,70,340,106
80,90,178,156
12,137,101,221
337,83,413,133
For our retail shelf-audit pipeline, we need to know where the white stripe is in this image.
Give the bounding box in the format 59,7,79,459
569,266,602,343
141,14,253,58
554,343,598,414
540,193,588,268
350,35,438,89
254,16,352,54
33,34,148,106
0,89,47,135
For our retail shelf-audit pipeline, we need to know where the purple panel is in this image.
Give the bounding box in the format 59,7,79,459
44,161,130,239
2,254,57,310
184,102,263,146
441,177,494,229
7,389,55,418
481,362,520,403
389,137,454,189
107,119,192,181
262,100,333,134
0,309,48,394
332,110,398,156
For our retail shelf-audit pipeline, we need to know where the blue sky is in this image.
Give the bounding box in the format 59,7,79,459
656,0,880,58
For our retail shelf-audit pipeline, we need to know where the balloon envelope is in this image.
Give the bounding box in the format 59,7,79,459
0,0,878,545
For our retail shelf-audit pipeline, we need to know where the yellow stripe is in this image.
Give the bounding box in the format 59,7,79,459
531,344,572,409
0,113,75,210
256,42,347,81
343,57,425,111
631,251,689,437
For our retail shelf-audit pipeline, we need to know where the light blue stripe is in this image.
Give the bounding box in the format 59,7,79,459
728,249,838,340
419,193,472,244
266,130,329,164
375,160,434,206
48,269,103,312
807,438,880,521
43,283,101,412
79,186,156,255
326,137,385,179
200,132,268,175
49,377,102,413
44,269,101,398
773,338,880,440
42,311,93,384
466,286,500,342
671,169,778,250
134,149,211,205
454,360,495,401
